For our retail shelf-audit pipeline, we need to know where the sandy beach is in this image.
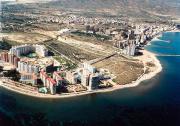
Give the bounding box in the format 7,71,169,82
0,48,162,99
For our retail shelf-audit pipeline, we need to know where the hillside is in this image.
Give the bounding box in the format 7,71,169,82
2,0,180,20
45,0,180,17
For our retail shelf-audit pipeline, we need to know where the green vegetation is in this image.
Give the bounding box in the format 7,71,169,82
59,72,66,78
54,56,77,70
112,79,117,83
46,41,99,62
20,52,38,58
0,66,3,73
0,40,13,50
2,38,20,46
71,31,111,41
54,56,66,64
27,53,37,58
3,70,21,81
47,73,53,78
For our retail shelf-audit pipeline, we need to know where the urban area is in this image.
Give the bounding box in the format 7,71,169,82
0,0,179,97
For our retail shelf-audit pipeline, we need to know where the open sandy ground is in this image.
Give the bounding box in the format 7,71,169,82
2,32,51,44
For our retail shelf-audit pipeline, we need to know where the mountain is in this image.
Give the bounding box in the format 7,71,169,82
45,0,180,17
3,0,180,19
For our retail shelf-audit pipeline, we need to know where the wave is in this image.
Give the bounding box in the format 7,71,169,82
152,38,171,43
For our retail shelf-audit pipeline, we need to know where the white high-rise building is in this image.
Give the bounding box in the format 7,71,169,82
17,61,40,74
9,44,48,58
34,45,48,57
9,45,34,57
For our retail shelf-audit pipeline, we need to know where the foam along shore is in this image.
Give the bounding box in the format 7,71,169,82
165,30,180,33
0,49,162,99
149,29,180,44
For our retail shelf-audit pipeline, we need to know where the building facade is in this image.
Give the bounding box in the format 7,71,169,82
40,70,57,95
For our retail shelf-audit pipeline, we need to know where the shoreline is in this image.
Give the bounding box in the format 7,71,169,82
165,30,180,33
0,31,165,99
149,29,180,44
0,49,162,99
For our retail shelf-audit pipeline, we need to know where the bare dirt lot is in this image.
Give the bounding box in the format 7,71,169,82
31,29,59,38
3,32,51,44
58,35,115,56
93,55,144,85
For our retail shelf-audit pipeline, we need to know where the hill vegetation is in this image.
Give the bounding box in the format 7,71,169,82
45,0,180,17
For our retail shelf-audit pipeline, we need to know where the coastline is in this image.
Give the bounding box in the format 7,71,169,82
149,29,180,44
0,29,167,99
0,49,162,99
165,30,180,33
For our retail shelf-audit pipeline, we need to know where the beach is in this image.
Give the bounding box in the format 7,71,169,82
0,48,162,99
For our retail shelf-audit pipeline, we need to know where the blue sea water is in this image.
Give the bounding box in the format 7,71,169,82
0,32,180,126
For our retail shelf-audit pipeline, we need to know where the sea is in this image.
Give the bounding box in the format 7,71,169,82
0,32,180,126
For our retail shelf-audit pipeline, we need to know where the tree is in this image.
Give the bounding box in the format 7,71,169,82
0,66,3,72
4,70,20,81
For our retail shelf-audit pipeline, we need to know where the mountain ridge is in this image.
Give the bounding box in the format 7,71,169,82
46,0,180,17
